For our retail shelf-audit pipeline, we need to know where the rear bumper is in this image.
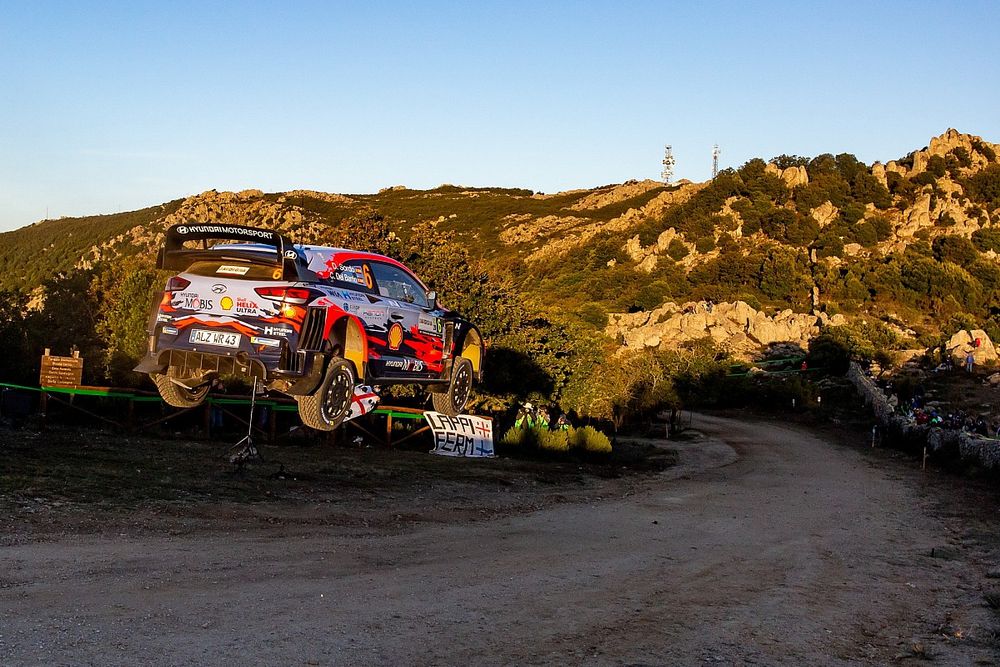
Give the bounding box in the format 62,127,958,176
133,346,326,396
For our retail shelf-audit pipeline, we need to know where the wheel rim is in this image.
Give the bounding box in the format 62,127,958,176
322,367,353,422
452,363,472,410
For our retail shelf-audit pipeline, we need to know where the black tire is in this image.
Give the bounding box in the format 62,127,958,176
152,372,209,409
296,358,356,431
432,357,474,416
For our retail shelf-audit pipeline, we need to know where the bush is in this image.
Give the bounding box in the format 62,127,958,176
501,425,612,454
537,428,570,452
569,426,613,453
501,426,528,447
666,238,689,261
972,227,1000,253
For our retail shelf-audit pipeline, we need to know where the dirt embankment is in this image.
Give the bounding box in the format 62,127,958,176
2,415,999,665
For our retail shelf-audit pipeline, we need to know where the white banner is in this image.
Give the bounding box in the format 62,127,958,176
424,411,495,458
346,385,379,422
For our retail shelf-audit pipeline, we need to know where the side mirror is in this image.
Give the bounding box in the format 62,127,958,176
427,291,437,310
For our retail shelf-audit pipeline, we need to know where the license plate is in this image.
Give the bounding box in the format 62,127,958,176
189,329,241,348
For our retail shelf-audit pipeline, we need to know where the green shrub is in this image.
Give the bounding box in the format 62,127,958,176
666,238,689,261
972,227,1000,253
570,426,613,454
501,426,527,447
537,428,570,452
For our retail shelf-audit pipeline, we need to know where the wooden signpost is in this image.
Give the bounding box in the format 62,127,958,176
40,349,83,387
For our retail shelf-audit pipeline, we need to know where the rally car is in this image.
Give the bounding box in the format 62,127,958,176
134,223,484,430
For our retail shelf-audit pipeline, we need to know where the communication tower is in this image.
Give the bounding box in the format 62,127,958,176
661,145,675,184
712,144,721,178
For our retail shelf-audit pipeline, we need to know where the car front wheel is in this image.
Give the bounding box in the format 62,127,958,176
431,357,474,416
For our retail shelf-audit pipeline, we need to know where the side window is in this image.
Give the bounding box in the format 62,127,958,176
369,262,428,308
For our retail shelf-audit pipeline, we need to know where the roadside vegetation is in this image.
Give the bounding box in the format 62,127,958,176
2,136,1000,433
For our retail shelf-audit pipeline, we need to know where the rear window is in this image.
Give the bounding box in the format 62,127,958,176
185,260,283,281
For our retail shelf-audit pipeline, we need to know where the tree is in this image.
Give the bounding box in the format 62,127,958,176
90,256,162,385
0,289,33,383
932,235,978,266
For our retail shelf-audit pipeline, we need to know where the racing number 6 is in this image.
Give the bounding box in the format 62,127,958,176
362,263,374,290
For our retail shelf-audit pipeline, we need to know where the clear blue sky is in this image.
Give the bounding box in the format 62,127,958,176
1,1,997,231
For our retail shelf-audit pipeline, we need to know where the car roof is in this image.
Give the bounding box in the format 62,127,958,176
211,242,396,264
210,242,419,279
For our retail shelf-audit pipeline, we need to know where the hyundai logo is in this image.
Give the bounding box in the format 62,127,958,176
211,284,227,294
176,225,189,234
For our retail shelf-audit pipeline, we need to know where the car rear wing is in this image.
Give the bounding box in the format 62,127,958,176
158,223,299,279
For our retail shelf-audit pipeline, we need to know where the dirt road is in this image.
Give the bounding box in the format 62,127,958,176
3,414,998,665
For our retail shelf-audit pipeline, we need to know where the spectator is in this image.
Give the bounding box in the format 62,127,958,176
514,402,536,429
966,351,975,373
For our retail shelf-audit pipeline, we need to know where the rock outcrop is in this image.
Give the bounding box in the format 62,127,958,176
568,179,665,211
606,300,845,359
946,329,998,366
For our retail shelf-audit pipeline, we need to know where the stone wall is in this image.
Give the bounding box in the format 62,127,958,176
848,362,1000,469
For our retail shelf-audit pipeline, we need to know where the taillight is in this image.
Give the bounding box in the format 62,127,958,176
254,286,311,304
166,276,190,292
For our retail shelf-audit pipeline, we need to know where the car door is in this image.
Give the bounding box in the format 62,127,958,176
367,260,444,379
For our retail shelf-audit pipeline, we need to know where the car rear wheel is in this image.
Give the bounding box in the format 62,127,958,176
431,357,473,416
152,372,210,409
296,358,356,431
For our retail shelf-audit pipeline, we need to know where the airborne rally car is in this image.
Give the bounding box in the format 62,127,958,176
135,223,484,430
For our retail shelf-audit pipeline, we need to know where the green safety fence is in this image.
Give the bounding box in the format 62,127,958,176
0,381,426,417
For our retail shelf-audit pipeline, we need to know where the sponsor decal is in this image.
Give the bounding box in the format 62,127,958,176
220,296,234,310
388,322,404,351
176,224,274,239
211,284,227,294
418,315,442,335
334,290,368,304
217,264,250,276
263,325,293,337
360,308,382,319
161,326,178,335
156,313,172,323
384,359,424,372
250,336,281,347
180,293,213,310
234,297,258,315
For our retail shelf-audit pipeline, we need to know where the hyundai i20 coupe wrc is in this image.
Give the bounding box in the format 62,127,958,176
134,224,484,431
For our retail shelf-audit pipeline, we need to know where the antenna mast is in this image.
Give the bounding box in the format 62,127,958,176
712,144,720,178
661,145,675,184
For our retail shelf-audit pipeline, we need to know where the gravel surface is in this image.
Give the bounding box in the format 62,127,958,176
2,413,999,665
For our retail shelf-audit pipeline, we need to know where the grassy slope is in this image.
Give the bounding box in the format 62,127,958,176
0,200,183,291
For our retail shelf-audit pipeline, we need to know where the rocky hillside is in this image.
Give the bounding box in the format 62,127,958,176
3,129,1000,360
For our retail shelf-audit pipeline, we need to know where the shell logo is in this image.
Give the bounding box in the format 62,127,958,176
220,296,234,310
388,322,404,351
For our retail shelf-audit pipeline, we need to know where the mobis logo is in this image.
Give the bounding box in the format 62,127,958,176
179,293,213,310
